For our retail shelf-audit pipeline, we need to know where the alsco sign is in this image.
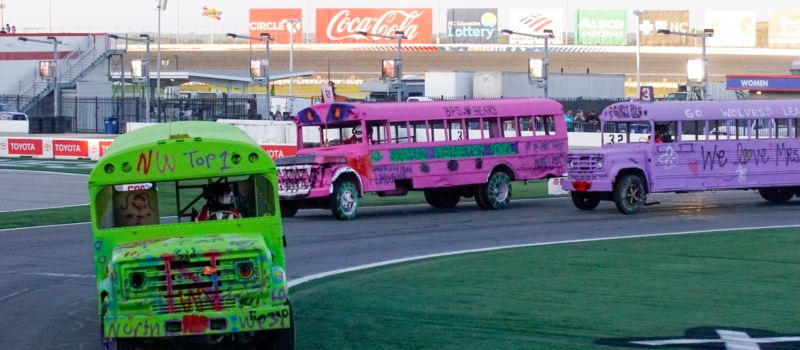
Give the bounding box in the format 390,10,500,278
575,10,627,46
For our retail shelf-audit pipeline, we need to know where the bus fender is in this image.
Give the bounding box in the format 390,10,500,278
97,279,113,312
485,162,517,182
329,166,363,195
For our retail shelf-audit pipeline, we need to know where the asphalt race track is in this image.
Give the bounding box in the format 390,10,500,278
1,168,799,349
0,170,88,212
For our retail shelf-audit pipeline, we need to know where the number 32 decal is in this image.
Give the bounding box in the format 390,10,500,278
607,134,624,144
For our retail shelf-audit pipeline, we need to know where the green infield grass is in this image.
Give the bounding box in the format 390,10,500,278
291,227,800,349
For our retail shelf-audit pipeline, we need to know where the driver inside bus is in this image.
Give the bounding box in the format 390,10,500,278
343,125,363,144
195,182,242,221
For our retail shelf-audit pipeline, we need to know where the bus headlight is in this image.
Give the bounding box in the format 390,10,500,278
596,160,604,169
235,261,255,280
129,272,146,290
568,159,577,169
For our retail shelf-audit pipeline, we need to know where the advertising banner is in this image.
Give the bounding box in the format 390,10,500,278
446,8,498,43
316,8,433,44
7,138,43,156
638,10,690,46
706,11,756,48
508,9,564,44
575,10,627,46
260,144,297,160
769,12,800,48
249,9,302,45
52,139,89,157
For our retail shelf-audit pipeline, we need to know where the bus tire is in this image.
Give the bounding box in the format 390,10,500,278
424,190,460,208
100,299,135,350
254,301,295,350
614,175,646,215
571,192,600,211
477,171,512,210
330,179,359,220
759,188,794,203
280,201,299,217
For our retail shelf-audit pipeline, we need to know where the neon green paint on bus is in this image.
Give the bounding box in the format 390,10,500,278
89,122,294,348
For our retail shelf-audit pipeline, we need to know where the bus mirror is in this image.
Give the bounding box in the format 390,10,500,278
114,183,154,192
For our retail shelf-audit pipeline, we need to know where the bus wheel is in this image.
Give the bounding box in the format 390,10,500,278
424,190,460,208
280,201,299,217
254,302,295,350
100,299,134,350
330,179,359,220
477,171,512,210
759,188,794,203
614,175,646,215
571,192,600,210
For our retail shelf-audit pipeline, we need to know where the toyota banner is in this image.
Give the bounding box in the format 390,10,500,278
769,11,800,48
575,10,627,46
315,8,433,44
638,10,690,46
249,9,303,44
446,8,498,43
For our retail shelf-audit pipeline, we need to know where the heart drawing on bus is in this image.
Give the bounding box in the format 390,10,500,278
742,149,753,163
688,160,699,175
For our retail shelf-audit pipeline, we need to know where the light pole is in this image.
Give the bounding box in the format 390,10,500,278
358,30,407,102
658,28,714,100
227,32,274,118
287,18,299,113
111,34,153,121
156,0,167,107
501,29,555,98
18,36,62,116
633,10,642,96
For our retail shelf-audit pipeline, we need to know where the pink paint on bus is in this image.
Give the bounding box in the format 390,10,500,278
563,100,800,214
276,98,568,220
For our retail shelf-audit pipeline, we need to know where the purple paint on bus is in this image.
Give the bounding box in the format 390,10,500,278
563,100,800,214
277,98,568,220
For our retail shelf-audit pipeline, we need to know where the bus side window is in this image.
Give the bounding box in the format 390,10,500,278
519,116,534,136
655,122,676,143
367,121,387,144
534,116,553,136
410,121,427,143
680,120,700,142
448,120,464,141
776,118,790,139
390,122,409,144
796,119,800,138
465,118,481,140
429,120,446,142
502,117,518,138
482,118,500,138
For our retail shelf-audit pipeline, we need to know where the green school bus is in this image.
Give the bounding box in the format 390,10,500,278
89,122,293,349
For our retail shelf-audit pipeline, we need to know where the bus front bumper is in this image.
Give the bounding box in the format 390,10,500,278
563,179,613,193
103,304,291,338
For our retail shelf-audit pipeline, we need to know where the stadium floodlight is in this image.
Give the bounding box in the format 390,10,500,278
358,30,407,102
658,28,714,100
500,29,554,97
227,32,275,118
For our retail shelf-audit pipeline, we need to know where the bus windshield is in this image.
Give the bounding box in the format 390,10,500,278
301,121,362,148
95,175,275,229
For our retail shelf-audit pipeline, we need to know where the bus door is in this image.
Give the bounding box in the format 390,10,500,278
649,121,691,192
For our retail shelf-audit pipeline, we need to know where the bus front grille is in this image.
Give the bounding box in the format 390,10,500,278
277,165,318,196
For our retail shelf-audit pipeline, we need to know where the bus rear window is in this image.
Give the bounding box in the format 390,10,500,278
96,175,275,229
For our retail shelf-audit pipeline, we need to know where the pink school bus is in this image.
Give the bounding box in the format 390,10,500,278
563,99,800,214
276,98,568,220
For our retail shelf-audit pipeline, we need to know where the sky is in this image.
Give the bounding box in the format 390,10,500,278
1,0,797,35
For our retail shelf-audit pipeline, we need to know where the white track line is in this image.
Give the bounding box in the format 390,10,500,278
0,203,88,214
0,271,93,279
287,223,800,288
0,288,31,302
0,169,89,177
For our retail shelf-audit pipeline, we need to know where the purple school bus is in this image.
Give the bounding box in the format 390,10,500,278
276,98,567,220
563,99,800,214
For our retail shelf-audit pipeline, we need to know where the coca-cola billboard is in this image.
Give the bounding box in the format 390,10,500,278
249,9,302,44
316,8,433,44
